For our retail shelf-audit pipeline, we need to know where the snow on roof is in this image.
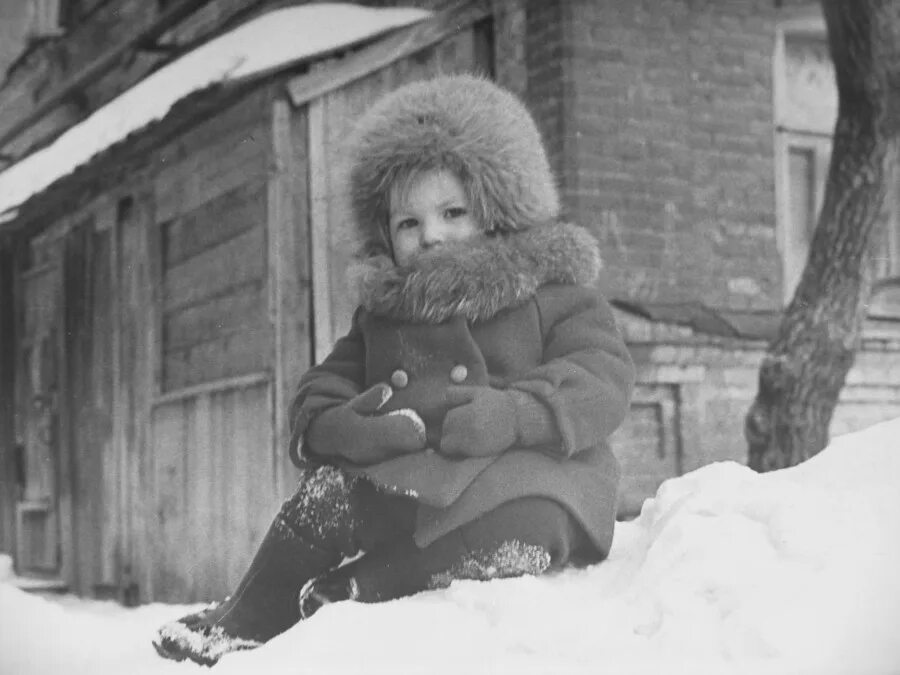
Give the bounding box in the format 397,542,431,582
0,3,430,219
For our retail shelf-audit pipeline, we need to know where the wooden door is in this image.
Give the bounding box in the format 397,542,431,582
143,91,283,602
63,221,122,598
15,261,64,579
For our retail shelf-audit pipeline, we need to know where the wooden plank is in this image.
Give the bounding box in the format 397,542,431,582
154,87,272,170
19,257,62,577
269,97,312,496
216,381,274,591
91,225,117,589
153,123,268,223
206,390,230,600
286,0,491,107
64,223,94,594
307,97,333,364
65,222,118,594
152,371,269,407
239,382,278,565
163,280,265,351
120,189,155,602
222,388,249,588
184,391,217,600
0,238,19,555
161,178,266,269
163,226,266,312
162,323,271,392
149,399,189,601
268,99,286,496
12,237,27,446
57,228,86,593
115,206,137,595
147,202,164,402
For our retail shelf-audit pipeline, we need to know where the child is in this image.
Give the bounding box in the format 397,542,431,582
153,74,635,666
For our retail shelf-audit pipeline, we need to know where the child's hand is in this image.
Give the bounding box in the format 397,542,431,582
306,384,427,463
440,386,517,457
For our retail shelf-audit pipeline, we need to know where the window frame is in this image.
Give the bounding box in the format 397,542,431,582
774,129,832,301
773,12,900,311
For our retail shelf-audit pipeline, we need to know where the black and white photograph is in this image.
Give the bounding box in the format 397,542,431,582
0,0,898,673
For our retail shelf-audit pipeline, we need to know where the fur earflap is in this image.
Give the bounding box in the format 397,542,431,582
345,74,560,256
351,222,602,324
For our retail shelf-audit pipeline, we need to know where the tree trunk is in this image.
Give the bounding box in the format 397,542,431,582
745,0,900,471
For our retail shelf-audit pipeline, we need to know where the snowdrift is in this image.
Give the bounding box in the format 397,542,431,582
2,416,899,674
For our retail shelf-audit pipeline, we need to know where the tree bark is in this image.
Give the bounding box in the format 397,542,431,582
746,0,900,471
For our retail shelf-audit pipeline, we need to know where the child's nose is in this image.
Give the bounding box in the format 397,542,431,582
420,218,445,248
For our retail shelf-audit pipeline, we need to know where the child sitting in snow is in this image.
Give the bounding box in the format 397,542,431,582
153,73,635,666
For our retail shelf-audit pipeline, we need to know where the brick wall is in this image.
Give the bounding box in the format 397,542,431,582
524,0,573,196
613,309,900,513
543,0,782,312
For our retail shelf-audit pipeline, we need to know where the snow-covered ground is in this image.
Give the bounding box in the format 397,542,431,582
2,417,899,675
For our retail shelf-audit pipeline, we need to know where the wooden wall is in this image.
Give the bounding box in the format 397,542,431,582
0,238,17,557
157,140,270,392
4,82,310,602
62,219,118,594
4,4,497,602
138,87,304,602
150,380,274,600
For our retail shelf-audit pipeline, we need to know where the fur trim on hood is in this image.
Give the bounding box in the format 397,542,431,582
345,74,560,256
351,222,602,324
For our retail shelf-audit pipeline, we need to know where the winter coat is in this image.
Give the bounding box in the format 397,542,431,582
288,223,635,555
289,73,635,556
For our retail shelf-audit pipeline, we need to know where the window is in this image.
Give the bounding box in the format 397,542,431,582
780,132,831,295
775,18,900,313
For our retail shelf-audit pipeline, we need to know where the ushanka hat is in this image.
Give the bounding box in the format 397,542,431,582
345,74,560,256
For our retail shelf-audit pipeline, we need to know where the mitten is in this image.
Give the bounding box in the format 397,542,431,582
306,384,427,464
440,385,559,457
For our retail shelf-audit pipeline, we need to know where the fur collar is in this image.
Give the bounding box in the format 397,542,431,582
350,222,602,324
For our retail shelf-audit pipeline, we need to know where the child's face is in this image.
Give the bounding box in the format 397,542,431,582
388,170,479,265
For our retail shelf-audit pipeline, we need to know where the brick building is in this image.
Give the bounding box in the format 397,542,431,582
0,0,897,602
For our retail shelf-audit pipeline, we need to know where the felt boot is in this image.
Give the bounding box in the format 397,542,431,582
298,566,360,620
296,497,586,619
153,466,359,666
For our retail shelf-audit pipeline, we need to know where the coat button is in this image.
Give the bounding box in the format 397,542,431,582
449,364,468,383
391,369,409,389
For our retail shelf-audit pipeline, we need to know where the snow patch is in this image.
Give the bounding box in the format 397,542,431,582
281,464,358,539
429,539,551,590
154,614,260,665
1,416,899,674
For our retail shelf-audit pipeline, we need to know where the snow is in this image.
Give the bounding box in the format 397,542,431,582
2,416,900,675
0,4,430,219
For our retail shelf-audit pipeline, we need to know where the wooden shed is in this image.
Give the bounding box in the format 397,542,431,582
0,0,497,603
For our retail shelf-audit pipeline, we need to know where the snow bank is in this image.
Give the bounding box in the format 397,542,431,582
0,3,429,218
1,417,899,675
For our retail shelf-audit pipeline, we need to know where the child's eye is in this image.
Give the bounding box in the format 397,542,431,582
444,207,467,219
395,218,418,231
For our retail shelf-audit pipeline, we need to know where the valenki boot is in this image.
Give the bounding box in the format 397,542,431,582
153,466,359,666
297,497,582,618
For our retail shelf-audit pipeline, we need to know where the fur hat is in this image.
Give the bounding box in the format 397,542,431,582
345,74,560,256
